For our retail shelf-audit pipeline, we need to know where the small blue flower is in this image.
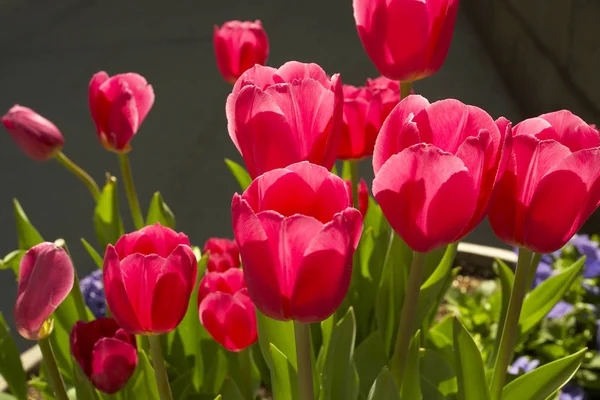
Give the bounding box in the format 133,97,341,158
546,301,574,319
570,234,600,279
508,356,540,375
79,269,106,319
532,261,553,289
560,382,587,400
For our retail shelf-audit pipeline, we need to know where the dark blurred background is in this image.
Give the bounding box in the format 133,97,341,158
2,0,595,351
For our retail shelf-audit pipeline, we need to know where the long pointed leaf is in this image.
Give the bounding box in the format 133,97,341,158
453,319,490,400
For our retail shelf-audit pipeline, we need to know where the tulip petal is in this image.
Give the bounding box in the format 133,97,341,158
373,144,478,252
426,0,459,73
70,318,122,376
275,61,331,89
539,110,600,152
213,26,236,83
225,290,258,351
105,84,137,150
91,337,138,394
198,291,230,346
150,272,189,333
114,223,191,259
89,71,110,133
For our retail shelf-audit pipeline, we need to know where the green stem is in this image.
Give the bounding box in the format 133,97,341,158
237,348,254,399
118,153,144,230
55,151,100,202
349,159,360,210
526,252,543,290
72,273,91,322
390,250,427,388
489,247,534,400
400,81,413,100
148,335,174,400
39,337,69,400
294,321,314,400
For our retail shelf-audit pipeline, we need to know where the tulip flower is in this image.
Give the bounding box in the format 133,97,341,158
214,20,269,83
366,76,402,116
345,178,370,217
232,161,362,322
2,105,64,161
103,223,197,334
203,237,240,272
226,62,343,178
488,110,600,253
353,0,459,81
198,268,257,351
70,318,137,393
14,242,74,340
372,95,510,252
88,71,155,152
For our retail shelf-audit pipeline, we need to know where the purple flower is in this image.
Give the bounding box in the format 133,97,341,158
79,269,106,319
570,234,600,279
508,356,540,375
532,261,554,289
560,382,587,400
546,301,574,319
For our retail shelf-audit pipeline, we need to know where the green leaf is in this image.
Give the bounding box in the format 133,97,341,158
316,315,335,386
225,158,252,191
122,350,159,400
520,257,585,335
256,311,297,370
93,176,124,250
170,370,193,400
453,319,490,400
501,348,586,400
50,293,81,384
0,314,27,400
0,394,18,400
488,259,515,369
400,330,422,400
367,367,400,400
0,250,25,277
420,349,457,397
219,378,245,400
81,238,103,269
146,192,176,228
354,332,388,398
72,362,100,400
320,308,359,400
197,330,228,395
341,160,353,180
270,344,298,400
13,198,43,250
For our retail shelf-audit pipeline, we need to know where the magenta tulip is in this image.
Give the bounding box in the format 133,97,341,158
225,61,343,178
345,178,370,218
232,161,362,322
203,237,240,272
70,318,137,394
103,223,197,334
353,0,459,81
2,105,64,161
14,243,74,340
88,71,154,152
372,95,510,252
489,111,600,253
214,20,269,83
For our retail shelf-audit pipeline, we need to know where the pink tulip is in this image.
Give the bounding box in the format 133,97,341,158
353,0,459,81
14,243,74,340
345,178,370,218
88,71,155,152
203,237,240,272
366,76,412,116
489,111,600,253
103,223,197,334
232,161,362,322
2,105,64,161
226,62,343,178
372,95,510,252
214,20,269,83
70,318,137,394
198,269,257,351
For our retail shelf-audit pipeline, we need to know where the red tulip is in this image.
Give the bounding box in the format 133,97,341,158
214,20,269,83
88,71,155,152
366,76,412,116
70,318,137,394
203,238,240,272
232,161,362,322
2,105,64,161
353,0,459,81
345,178,370,218
372,95,510,252
103,223,197,334
14,243,74,340
226,62,343,178
198,269,257,351
489,111,600,253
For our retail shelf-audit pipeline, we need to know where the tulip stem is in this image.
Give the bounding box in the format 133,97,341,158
237,347,254,399
118,153,145,230
400,81,413,100
390,250,427,389
294,321,314,400
55,151,100,202
489,247,533,400
39,337,69,400
348,159,360,210
148,335,174,400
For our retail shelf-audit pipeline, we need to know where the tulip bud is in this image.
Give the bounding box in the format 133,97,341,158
2,105,64,161
70,318,138,393
14,243,74,340
203,237,240,272
88,71,155,152
213,20,269,83
345,178,370,218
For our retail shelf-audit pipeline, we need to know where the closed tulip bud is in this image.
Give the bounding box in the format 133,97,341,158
214,20,269,83
353,0,459,81
203,237,240,272
489,111,600,253
198,269,257,351
70,318,137,394
232,161,363,323
345,178,370,218
103,223,197,334
14,243,74,340
372,95,510,252
88,71,155,152
2,105,64,161
226,62,343,178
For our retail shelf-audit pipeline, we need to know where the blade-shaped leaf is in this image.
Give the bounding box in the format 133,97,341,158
256,311,297,370
72,362,100,400
270,344,298,400
13,198,43,250
219,378,245,400
400,330,422,400
453,318,490,400
0,250,25,277
146,192,175,229
488,259,515,369
122,350,159,400
93,176,124,250
0,314,27,400
197,328,228,395
225,158,252,191
367,367,400,400
354,332,388,398
420,349,457,397
80,238,103,269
